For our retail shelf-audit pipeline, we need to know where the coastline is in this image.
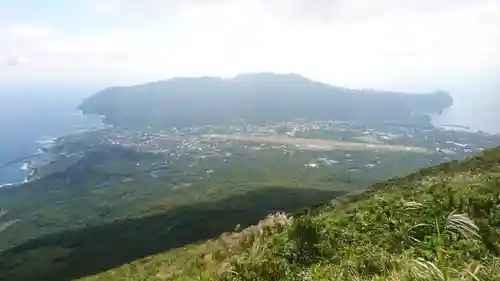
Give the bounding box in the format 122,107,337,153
0,182,23,189
431,100,499,135
0,110,107,187
1,105,497,188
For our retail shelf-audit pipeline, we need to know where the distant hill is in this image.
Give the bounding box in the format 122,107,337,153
79,73,453,128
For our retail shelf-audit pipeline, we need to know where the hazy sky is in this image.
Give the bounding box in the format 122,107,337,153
0,0,499,92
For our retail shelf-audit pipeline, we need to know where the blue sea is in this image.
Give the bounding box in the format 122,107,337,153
0,85,104,186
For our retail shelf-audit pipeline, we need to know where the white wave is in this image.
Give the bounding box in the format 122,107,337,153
36,137,57,146
20,162,29,171
0,182,21,188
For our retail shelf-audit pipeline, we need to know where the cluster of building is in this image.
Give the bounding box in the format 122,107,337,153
29,119,499,182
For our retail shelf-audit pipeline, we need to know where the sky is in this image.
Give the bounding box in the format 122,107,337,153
0,0,499,93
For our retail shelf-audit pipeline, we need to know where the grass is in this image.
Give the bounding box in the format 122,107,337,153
78,147,500,281
412,210,482,281
0,143,437,254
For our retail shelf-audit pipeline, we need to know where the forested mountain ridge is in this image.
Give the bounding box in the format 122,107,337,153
0,137,498,281
2,121,498,281
68,147,500,280
79,73,453,128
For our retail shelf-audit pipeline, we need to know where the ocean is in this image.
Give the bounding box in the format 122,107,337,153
433,102,500,133
0,86,104,186
431,87,500,134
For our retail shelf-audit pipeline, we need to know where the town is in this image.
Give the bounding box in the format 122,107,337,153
27,119,500,184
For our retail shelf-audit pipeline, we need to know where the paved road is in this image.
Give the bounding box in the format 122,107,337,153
202,134,431,154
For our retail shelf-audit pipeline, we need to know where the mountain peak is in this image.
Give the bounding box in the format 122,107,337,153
79,73,453,129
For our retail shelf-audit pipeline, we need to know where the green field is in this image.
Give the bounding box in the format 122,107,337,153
0,140,496,281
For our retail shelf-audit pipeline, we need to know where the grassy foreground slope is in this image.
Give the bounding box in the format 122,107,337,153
82,147,500,281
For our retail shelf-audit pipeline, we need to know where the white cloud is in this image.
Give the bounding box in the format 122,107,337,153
0,0,499,89
264,0,480,23
90,0,479,22
6,23,57,42
88,0,230,16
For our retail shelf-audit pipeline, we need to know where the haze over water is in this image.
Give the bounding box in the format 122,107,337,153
0,86,103,185
431,78,500,134
434,98,499,134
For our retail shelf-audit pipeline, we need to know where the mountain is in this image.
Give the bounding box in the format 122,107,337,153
0,143,498,281
80,147,500,281
79,73,453,128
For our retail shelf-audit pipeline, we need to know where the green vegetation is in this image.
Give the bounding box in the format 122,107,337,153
0,143,497,280
0,143,439,252
74,147,498,280
79,73,453,128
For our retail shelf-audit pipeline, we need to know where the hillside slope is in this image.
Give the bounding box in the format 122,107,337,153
79,147,500,281
79,73,453,128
